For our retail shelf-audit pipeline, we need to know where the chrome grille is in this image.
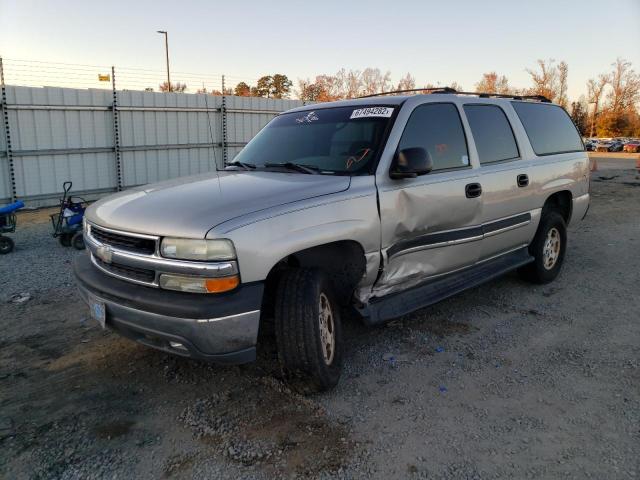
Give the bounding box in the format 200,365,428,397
90,225,156,255
93,257,156,284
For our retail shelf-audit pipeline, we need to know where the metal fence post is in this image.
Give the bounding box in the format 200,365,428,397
0,57,17,202
111,66,123,191
221,74,228,166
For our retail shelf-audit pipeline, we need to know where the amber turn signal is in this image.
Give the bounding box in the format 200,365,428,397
204,275,240,293
159,274,239,294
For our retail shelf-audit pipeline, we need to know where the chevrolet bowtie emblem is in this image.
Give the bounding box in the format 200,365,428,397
96,244,113,264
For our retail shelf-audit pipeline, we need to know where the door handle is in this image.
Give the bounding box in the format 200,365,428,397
465,183,482,198
517,174,529,187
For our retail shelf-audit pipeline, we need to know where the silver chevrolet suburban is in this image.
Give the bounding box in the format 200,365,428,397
73,89,590,391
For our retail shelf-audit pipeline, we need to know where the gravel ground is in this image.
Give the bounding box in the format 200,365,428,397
1,168,639,479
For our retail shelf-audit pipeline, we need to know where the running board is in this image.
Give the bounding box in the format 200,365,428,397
359,247,533,326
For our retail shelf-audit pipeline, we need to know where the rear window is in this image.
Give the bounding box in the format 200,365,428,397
511,102,583,156
464,105,519,164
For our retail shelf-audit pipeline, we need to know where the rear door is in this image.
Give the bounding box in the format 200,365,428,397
374,101,483,297
462,102,536,260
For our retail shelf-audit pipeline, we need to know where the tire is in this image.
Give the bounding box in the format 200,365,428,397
274,268,343,393
519,211,567,284
59,233,72,247
0,236,14,254
71,232,85,250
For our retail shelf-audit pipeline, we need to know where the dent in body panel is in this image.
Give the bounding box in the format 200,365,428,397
372,172,483,301
215,177,381,284
371,241,483,298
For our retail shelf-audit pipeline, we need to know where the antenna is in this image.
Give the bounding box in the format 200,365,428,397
202,88,220,173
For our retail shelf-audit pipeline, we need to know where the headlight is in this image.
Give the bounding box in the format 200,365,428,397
160,238,236,261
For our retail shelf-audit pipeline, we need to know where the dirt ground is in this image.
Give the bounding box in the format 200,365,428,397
1,167,639,479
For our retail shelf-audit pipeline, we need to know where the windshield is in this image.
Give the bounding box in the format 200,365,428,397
231,106,395,174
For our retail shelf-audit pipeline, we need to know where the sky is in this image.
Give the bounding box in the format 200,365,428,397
1,0,639,100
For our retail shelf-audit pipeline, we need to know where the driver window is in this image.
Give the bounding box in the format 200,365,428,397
398,103,469,171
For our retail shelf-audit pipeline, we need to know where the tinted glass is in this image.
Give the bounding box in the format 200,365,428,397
464,105,519,164
398,103,469,171
511,102,583,155
233,106,394,173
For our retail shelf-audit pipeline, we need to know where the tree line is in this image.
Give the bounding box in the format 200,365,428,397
156,57,640,137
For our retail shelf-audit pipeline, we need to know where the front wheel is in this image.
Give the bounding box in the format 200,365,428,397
519,211,567,284
0,236,14,254
274,268,343,393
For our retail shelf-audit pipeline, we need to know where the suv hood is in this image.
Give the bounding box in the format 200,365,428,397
87,171,351,238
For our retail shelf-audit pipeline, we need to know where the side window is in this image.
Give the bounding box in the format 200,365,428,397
511,102,583,155
398,103,469,171
464,105,519,164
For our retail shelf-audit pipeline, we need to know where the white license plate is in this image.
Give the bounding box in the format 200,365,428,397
88,296,106,329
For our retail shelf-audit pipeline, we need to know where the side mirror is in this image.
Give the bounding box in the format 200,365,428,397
390,147,433,179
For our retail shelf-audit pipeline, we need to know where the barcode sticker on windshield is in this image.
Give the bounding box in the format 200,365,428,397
350,107,394,119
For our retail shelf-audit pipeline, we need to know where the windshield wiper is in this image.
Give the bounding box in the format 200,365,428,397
225,160,256,171
264,162,320,174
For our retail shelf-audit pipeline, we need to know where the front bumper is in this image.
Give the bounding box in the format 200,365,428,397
73,254,263,364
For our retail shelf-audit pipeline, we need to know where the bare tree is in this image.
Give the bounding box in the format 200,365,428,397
296,76,341,102
475,72,512,94
159,81,187,93
607,58,640,113
396,73,416,91
557,61,569,108
449,81,464,92
332,68,362,99
525,59,560,101
360,68,392,96
586,74,609,137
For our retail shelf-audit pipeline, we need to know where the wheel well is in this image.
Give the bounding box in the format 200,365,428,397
261,241,367,318
543,190,572,224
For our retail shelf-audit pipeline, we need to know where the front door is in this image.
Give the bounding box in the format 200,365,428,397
374,102,483,298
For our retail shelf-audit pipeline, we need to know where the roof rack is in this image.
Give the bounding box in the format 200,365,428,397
358,87,457,98
358,87,551,103
454,91,552,103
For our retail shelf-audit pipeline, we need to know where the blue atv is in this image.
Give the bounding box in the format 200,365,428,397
0,199,24,254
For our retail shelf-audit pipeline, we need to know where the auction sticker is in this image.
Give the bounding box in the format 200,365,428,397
350,107,394,119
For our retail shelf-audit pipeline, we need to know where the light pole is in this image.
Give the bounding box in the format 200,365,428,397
157,30,170,92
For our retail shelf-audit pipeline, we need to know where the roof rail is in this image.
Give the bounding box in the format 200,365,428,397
358,87,552,103
358,87,457,98
454,91,552,103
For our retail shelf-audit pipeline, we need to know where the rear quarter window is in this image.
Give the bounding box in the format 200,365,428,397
511,102,583,156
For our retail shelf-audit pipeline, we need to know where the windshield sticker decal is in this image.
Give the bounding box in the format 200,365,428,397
295,111,319,124
350,107,394,119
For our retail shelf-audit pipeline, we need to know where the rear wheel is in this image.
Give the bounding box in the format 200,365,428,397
0,236,14,254
274,268,343,393
519,211,567,284
71,232,85,250
59,233,72,247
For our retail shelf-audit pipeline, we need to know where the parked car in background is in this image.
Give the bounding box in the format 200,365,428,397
596,139,623,152
609,140,624,152
623,140,640,153
585,140,596,151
